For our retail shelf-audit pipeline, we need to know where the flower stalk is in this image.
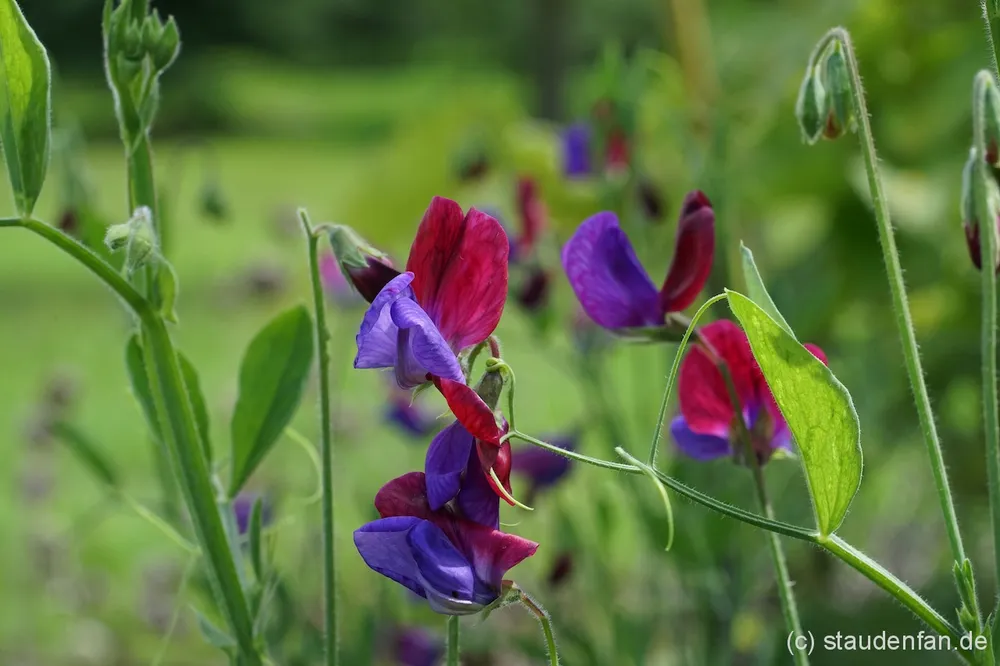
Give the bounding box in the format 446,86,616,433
300,210,340,666
447,615,460,666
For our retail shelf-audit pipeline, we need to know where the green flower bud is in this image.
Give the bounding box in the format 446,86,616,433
475,365,506,411
115,52,143,84
821,42,855,140
140,11,164,56
122,23,144,60
982,77,1000,166
961,146,1000,273
104,222,131,252
104,206,159,276
795,64,826,145
327,224,399,303
152,17,180,72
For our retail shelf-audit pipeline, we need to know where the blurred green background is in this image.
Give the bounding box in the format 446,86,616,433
1,0,996,664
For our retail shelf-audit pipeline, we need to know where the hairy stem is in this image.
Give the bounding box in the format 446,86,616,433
980,1,1000,84
810,27,968,566
299,211,339,666
520,594,560,666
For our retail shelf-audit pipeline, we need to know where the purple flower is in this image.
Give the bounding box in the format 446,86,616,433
671,320,827,463
561,191,715,335
355,197,509,390
353,472,538,615
393,627,443,666
511,435,575,497
232,493,271,535
384,382,439,439
562,124,592,177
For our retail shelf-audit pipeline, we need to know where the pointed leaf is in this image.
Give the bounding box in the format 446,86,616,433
229,305,314,496
726,290,862,535
178,352,211,463
740,243,793,338
0,0,51,216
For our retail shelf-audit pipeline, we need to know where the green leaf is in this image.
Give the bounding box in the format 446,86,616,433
178,351,211,463
125,333,161,442
726,290,862,536
0,0,51,216
193,607,237,651
249,497,265,583
739,243,794,338
50,421,120,490
229,305,314,496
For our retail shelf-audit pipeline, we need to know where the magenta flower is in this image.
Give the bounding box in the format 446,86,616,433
353,472,538,615
426,378,515,528
354,197,509,389
561,191,714,335
671,320,827,462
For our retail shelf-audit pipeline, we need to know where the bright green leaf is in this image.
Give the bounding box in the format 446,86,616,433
229,305,314,496
0,0,51,216
726,290,862,536
178,352,211,463
740,243,794,338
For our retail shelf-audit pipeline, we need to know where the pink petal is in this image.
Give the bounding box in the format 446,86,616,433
406,198,509,351
659,191,715,313
679,320,760,436
457,522,539,590
435,378,505,445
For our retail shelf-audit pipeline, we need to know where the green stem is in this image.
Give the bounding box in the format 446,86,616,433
0,217,259,664
751,464,808,666
810,27,968,566
447,616,460,666
299,211,339,666
980,1,1000,84
520,594,560,666
508,431,968,657
971,72,1000,643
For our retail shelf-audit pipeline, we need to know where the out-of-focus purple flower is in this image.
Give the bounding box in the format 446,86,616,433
232,493,271,535
511,435,575,501
394,626,444,666
320,252,365,308
353,472,537,615
515,265,551,313
561,191,715,336
384,381,439,439
562,124,592,178
671,320,827,463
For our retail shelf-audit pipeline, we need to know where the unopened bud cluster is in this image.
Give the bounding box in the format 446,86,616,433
107,1,180,81
795,41,857,144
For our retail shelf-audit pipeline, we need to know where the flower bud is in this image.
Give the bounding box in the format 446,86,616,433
962,147,1000,273
821,42,856,140
140,11,164,55
475,365,506,411
326,225,400,303
122,23,144,60
115,52,143,85
795,64,827,144
105,206,158,276
982,77,1000,166
151,17,180,72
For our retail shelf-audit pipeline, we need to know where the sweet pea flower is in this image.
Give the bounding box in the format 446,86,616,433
562,191,714,336
354,197,508,389
562,124,592,178
671,320,827,462
393,626,443,666
426,377,515,529
353,472,538,615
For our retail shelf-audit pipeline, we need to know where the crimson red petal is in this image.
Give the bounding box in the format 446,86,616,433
659,191,715,313
373,471,435,520
478,439,514,506
406,197,509,350
436,378,505,445
679,320,760,436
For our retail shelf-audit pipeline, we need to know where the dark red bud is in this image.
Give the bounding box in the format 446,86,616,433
516,266,550,312
606,131,629,170
637,180,666,222
348,256,401,303
58,208,79,236
547,551,575,588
